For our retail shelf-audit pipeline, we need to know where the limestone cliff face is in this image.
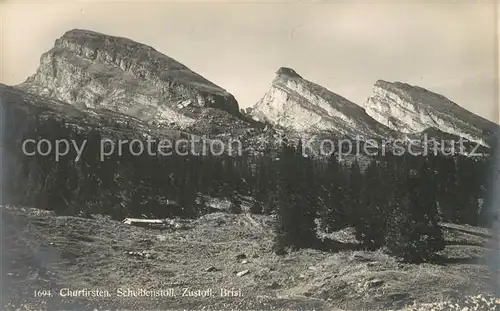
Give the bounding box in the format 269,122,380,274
251,68,393,139
18,29,246,131
362,80,498,145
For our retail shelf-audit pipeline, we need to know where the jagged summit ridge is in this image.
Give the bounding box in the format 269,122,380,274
251,67,393,138
362,80,498,145
17,29,250,132
374,80,459,105
275,67,302,79
51,29,229,95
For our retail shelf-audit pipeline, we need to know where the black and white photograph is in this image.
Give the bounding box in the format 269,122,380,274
1,1,499,310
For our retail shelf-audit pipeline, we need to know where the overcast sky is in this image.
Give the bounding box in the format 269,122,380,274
1,1,498,122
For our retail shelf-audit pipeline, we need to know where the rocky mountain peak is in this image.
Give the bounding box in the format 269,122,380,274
373,80,456,105
250,67,393,138
363,80,498,145
275,67,302,79
17,29,252,133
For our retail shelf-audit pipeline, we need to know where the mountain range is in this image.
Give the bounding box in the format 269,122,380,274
3,29,498,149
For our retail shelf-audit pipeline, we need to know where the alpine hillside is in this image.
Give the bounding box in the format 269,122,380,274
17,29,256,134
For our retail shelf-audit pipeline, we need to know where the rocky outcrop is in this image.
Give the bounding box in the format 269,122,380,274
17,29,250,132
1,83,173,139
251,67,394,139
362,80,498,146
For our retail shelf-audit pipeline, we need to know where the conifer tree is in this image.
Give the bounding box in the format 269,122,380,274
273,141,318,254
250,156,269,214
273,142,295,253
384,158,445,262
454,155,482,225
433,155,459,222
294,150,319,248
354,159,387,249
346,159,363,226
319,152,348,233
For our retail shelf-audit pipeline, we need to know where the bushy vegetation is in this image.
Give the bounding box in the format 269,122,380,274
1,103,494,263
